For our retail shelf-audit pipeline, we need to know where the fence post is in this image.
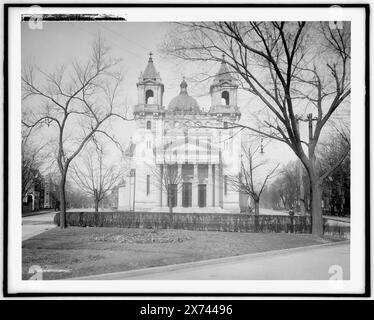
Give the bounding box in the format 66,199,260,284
288,210,295,233
290,216,294,233
254,215,259,232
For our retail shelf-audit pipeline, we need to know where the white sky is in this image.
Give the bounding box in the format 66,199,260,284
21,21,350,171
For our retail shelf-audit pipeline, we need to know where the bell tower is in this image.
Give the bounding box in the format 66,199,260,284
210,55,238,109
133,53,165,135
136,52,164,107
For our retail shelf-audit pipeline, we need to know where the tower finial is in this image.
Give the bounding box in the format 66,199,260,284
148,51,153,62
180,76,188,93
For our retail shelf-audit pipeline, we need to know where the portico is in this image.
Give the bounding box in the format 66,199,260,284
158,163,221,210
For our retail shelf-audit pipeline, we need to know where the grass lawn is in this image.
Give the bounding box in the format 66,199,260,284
22,227,341,280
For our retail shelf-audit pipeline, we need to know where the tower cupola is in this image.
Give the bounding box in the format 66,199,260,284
136,52,164,107
210,55,238,110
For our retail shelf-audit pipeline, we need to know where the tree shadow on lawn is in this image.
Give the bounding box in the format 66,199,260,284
22,227,344,280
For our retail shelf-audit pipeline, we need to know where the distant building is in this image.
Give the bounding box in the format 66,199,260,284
118,54,243,213
43,177,58,209
22,187,41,213
22,172,44,213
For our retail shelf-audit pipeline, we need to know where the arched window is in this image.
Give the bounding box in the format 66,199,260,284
221,91,230,105
146,120,151,130
145,89,154,104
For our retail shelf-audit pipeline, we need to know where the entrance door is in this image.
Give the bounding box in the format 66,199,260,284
182,183,192,207
168,184,177,208
198,184,207,207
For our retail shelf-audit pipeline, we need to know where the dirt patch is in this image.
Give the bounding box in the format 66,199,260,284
89,229,193,244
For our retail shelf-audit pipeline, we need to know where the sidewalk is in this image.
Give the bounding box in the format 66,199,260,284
22,209,56,218
22,211,57,241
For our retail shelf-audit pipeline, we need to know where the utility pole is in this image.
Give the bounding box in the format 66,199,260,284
297,113,317,215
307,113,313,160
299,162,305,215
296,118,305,216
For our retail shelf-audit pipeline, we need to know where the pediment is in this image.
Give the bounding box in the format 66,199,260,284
162,140,220,154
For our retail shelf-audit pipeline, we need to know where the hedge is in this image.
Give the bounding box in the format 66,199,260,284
53,211,349,237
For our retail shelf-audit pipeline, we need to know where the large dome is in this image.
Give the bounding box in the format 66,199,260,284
168,79,200,113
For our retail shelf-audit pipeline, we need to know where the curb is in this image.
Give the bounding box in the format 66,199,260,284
71,240,350,280
22,210,57,218
323,216,351,224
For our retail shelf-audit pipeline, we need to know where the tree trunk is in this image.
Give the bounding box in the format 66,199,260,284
254,199,260,215
59,172,67,229
302,153,324,237
300,198,306,216
94,198,99,213
280,195,286,209
310,174,324,237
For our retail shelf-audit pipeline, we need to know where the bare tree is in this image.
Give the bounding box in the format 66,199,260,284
163,21,350,236
22,35,131,228
21,128,46,200
149,143,181,214
318,126,350,216
271,161,303,211
318,125,350,182
71,139,125,212
230,144,279,215
149,162,183,214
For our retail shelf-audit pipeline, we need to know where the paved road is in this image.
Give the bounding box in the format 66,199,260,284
77,242,350,280
22,209,112,241
22,211,57,241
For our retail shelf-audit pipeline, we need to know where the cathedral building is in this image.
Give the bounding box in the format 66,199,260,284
118,54,243,213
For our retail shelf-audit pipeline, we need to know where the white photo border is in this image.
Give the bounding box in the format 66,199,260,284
4,3,369,297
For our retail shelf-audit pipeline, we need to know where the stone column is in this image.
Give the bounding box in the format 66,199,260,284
192,164,199,207
207,164,213,207
162,165,168,209
215,164,220,208
177,164,183,207
118,184,128,210
212,164,216,207
159,164,163,207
